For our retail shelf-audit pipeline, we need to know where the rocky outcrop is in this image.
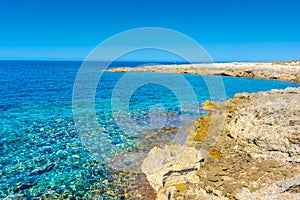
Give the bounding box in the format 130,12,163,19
108,61,300,83
222,87,300,163
141,87,300,199
236,175,300,200
141,144,202,198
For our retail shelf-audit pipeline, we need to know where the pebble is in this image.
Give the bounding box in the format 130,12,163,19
5,194,15,199
72,155,80,159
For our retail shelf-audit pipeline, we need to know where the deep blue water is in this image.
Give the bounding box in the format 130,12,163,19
0,60,299,199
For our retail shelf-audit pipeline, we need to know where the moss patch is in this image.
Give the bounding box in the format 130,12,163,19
174,183,186,192
203,100,214,110
209,149,221,160
192,115,211,142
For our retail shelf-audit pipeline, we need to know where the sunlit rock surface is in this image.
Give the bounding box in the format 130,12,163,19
109,61,300,83
142,87,300,199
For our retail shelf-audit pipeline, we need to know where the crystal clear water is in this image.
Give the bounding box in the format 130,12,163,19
0,60,298,199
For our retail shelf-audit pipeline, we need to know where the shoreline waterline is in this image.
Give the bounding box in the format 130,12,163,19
1,60,299,199
107,61,300,199
108,61,300,84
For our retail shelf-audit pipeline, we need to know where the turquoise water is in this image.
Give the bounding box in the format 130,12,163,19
0,60,298,199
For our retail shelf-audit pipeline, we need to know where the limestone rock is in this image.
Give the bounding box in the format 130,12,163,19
224,87,300,163
140,85,300,199
236,175,300,200
141,144,202,192
109,61,300,83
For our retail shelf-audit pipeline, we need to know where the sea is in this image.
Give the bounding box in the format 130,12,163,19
0,60,299,199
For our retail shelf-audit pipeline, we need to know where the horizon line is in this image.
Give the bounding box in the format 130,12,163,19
0,58,299,63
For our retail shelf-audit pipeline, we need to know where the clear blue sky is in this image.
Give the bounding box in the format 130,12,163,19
0,0,299,61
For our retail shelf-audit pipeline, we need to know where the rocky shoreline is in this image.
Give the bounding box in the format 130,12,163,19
141,87,300,200
110,61,300,199
108,61,300,83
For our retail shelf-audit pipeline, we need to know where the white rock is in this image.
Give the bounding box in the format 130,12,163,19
141,144,202,191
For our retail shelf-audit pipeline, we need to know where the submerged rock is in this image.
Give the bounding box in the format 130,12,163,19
29,163,55,176
14,183,36,192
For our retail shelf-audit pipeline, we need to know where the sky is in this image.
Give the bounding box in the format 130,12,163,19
0,0,299,61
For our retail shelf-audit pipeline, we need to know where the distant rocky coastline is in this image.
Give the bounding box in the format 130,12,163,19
108,61,300,83
110,61,300,199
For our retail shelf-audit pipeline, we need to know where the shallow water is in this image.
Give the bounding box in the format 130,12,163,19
0,60,298,199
